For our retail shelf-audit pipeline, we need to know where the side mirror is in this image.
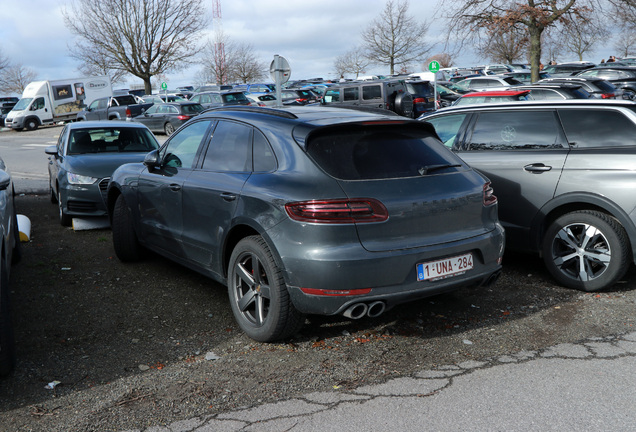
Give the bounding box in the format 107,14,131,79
45,145,58,156
143,149,161,168
0,170,10,191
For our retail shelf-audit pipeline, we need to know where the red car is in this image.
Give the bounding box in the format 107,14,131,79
454,90,531,106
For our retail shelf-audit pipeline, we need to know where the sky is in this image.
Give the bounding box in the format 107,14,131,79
0,0,608,95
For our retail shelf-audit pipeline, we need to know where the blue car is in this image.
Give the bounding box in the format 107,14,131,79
45,121,160,226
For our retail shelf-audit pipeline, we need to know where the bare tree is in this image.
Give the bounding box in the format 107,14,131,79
1,64,38,94
439,0,596,82
0,50,8,77
476,25,528,63
68,43,129,85
425,53,455,68
361,0,432,74
199,33,233,85
63,0,208,95
560,17,609,60
614,30,636,57
334,48,371,79
541,28,564,63
230,43,267,84
199,32,267,85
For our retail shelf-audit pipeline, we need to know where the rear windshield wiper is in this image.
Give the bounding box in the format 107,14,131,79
418,164,462,175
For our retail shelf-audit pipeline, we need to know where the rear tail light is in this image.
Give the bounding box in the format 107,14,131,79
177,115,191,121
125,108,132,118
296,98,308,104
483,182,497,206
285,199,388,223
413,97,427,104
601,93,615,99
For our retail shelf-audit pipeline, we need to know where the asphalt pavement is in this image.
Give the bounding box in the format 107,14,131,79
121,332,636,431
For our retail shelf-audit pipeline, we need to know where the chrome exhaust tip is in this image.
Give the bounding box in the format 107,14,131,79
342,303,368,320
367,301,386,318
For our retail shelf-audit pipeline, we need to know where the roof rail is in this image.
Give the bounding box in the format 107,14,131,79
201,106,299,119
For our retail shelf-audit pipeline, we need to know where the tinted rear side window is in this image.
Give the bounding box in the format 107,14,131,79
362,85,382,100
559,109,636,147
468,111,564,150
307,125,460,180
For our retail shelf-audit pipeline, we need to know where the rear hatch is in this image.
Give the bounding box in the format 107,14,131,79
305,123,496,252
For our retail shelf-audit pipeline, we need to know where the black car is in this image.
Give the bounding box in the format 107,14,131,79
406,80,436,117
106,106,504,342
321,79,414,117
422,99,636,292
189,91,251,109
574,67,636,100
515,84,591,100
541,63,595,77
132,102,204,135
502,71,551,84
537,77,618,99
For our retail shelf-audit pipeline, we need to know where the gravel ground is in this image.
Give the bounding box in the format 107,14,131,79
2,194,636,431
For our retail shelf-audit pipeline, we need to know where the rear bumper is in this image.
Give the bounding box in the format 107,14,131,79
273,223,505,316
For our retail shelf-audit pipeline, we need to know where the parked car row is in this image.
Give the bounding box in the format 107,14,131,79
32,84,636,344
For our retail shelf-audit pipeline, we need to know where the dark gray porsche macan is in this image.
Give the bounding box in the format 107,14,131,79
107,106,505,342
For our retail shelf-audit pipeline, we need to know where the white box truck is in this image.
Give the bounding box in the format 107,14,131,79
5,76,112,131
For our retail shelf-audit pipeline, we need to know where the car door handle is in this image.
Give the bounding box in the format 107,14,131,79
221,192,237,202
169,183,181,191
524,163,552,173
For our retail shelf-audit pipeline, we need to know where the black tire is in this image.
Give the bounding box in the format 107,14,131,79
542,210,630,292
164,122,175,136
228,236,304,342
24,118,38,131
394,92,414,117
0,257,15,377
112,194,142,262
58,190,72,227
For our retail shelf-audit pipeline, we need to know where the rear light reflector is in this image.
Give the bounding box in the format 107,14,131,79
285,199,388,223
301,288,372,296
483,182,497,206
177,115,191,121
413,97,427,104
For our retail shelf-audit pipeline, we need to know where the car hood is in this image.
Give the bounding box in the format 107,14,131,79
63,152,152,178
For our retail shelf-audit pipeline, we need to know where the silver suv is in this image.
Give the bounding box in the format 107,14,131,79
320,80,414,117
422,99,636,292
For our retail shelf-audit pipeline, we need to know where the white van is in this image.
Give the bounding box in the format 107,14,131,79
5,76,112,131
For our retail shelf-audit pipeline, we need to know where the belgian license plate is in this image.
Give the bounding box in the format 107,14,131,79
417,253,473,281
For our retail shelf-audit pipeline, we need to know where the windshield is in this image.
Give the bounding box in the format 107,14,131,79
67,127,160,155
13,98,33,111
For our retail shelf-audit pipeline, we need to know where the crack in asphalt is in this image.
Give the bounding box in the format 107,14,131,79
121,331,636,431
